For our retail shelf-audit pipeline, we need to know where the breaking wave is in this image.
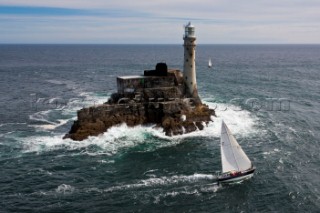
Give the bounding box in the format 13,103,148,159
28,92,110,131
21,97,258,155
21,124,167,154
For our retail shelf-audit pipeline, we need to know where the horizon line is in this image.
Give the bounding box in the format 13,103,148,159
1,43,320,45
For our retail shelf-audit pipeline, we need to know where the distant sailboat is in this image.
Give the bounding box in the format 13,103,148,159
218,121,255,184
208,58,212,68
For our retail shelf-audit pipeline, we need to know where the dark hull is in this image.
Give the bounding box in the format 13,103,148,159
218,167,255,183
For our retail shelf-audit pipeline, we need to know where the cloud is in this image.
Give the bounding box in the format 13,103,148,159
0,6,152,18
0,0,320,43
0,6,92,16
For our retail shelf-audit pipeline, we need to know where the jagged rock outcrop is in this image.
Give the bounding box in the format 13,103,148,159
64,100,214,141
64,67,215,141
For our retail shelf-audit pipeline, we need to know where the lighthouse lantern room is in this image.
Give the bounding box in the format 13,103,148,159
184,22,195,38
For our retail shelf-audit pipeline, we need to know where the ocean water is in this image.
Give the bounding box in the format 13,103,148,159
0,44,319,212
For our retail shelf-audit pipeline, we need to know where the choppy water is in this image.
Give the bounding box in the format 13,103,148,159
0,44,319,212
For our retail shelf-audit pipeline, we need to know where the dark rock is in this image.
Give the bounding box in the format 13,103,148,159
64,68,215,141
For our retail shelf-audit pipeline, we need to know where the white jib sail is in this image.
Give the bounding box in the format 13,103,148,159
220,121,252,173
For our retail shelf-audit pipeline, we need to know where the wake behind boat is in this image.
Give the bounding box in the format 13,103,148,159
218,121,255,184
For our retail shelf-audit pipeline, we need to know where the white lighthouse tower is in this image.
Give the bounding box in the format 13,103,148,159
183,22,199,100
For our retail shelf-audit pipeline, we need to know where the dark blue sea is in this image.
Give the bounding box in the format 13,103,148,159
0,44,319,212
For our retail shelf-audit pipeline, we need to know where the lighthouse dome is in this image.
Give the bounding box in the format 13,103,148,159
186,22,194,28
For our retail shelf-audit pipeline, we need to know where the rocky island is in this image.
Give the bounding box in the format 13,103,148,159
64,22,215,141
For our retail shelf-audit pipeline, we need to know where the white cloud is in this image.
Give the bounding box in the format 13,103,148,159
1,0,320,43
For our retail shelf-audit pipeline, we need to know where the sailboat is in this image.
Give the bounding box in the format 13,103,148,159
208,58,212,68
218,121,255,184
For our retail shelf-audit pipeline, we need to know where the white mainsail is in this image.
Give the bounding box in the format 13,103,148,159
220,121,252,173
208,58,212,68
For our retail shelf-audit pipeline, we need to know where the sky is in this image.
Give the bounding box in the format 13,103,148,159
0,0,320,44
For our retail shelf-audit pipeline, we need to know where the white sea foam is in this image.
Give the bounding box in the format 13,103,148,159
29,92,110,131
8,175,220,199
153,183,221,203
153,101,258,140
205,101,258,136
143,169,159,175
97,159,115,164
29,110,58,124
22,124,165,154
153,189,200,204
46,79,65,85
22,98,258,154
262,148,282,159
55,184,75,194
78,92,110,106
30,119,70,130
104,173,216,192
24,90,258,154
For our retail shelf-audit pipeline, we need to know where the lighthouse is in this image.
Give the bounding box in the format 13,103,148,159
183,22,199,101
